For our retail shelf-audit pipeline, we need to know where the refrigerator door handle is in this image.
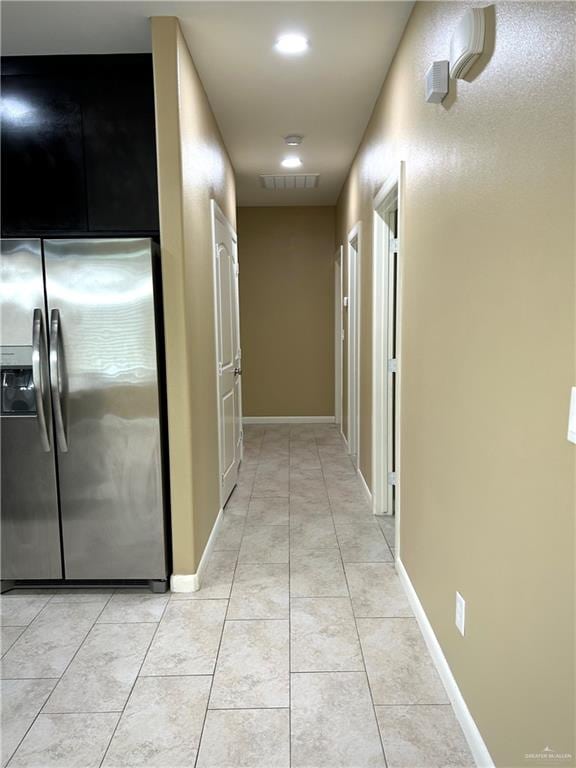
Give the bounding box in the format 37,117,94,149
32,308,51,452
49,308,69,453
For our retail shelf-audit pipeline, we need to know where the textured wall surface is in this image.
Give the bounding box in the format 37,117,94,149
151,17,237,572
238,206,335,418
336,3,575,765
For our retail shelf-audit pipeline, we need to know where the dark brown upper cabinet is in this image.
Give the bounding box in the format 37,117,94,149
1,75,87,233
1,55,159,237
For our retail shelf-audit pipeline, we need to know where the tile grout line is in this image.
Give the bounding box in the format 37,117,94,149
1,663,405,680
229,426,292,762
376,521,395,560
93,620,166,625
5,589,116,767
289,669,366,675
34,710,124,716
373,703,456,707
192,442,255,768
194,540,240,768
97,593,172,767
290,427,363,764
288,426,294,768
224,616,288,622
206,705,290,711
0,596,52,636
317,432,390,768
0,677,61,681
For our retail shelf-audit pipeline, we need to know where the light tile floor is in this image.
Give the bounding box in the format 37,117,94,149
0,423,474,768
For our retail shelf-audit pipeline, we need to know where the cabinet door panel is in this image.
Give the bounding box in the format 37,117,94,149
83,76,159,232
1,76,87,233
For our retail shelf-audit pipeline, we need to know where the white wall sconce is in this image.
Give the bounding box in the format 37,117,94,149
449,7,487,79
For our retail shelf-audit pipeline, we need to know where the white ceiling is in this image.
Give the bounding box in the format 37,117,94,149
2,1,414,205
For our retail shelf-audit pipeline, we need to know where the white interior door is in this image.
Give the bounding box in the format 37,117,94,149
212,202,242,506
386,209,398,515
372,176,400,518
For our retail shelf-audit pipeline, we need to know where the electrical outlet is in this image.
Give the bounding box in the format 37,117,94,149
455,592,466,636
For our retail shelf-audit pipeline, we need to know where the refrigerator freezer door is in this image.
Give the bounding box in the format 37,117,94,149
0,239,62,579
44,238,167,580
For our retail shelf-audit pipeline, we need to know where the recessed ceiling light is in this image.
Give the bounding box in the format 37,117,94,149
284,134,303,146
275,34,309,55
281,156,303,169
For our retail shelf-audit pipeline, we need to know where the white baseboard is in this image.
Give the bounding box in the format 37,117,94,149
396,559,494,768
357,467,372,506
243,416,336,424
170,507,224,593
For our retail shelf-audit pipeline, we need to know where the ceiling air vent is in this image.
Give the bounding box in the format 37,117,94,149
259,173,319,191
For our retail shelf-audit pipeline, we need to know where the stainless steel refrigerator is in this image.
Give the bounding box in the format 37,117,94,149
1,238,168,590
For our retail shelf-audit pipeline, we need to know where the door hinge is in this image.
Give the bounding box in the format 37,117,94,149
218,362,223,376
387,358,398,373
221,473,224,485
391,237,399,253
235,263,239,276
387,471,397,486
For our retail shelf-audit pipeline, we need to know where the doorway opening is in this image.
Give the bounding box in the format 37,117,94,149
334,246,343,428
346,223,361,468
372,169,402,551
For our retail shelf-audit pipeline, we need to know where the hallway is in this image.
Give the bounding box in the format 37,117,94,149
1,1,575,765
1,424,473,768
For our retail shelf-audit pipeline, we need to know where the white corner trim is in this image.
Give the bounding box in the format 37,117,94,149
170,507,224,593
396,558,495,768
357,467,372,506
170,573,199,593
242,416,335,424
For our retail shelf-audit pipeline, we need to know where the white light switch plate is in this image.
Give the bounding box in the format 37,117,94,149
568,387,576,444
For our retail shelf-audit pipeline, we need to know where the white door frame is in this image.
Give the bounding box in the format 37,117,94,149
347,222,361,467
334,246,343,426
210,199,243,509
372,162,405,558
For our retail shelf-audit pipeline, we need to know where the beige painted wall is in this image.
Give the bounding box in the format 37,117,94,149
151,17,237,572
336,3,575,766
238,206,335,417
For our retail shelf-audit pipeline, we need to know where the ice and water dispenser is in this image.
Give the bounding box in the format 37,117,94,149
0,347,36,416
